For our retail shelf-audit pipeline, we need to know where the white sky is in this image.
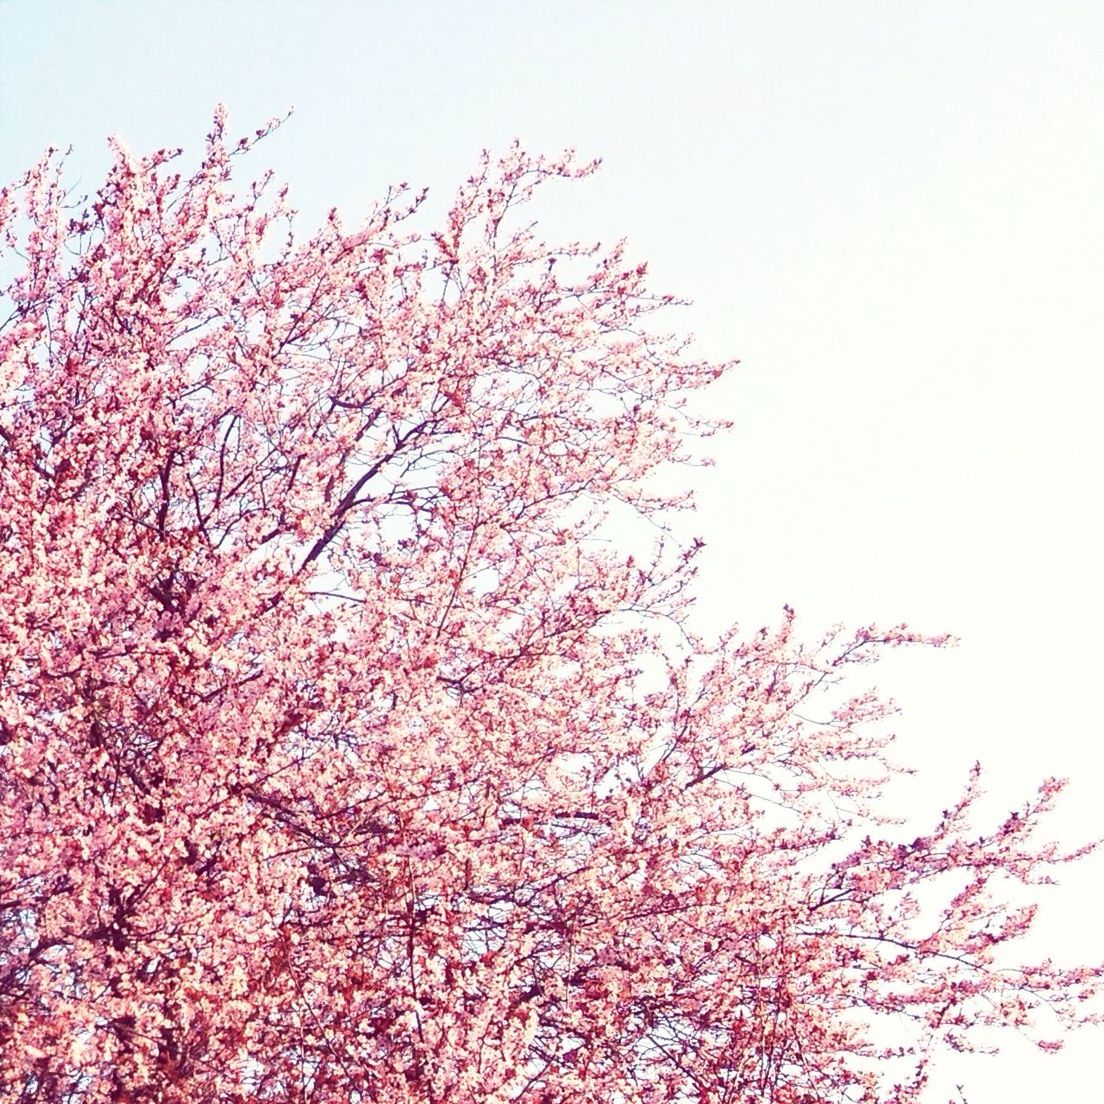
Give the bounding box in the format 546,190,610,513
2,2,1101,1100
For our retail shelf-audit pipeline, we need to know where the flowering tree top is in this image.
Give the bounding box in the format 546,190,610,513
0,110,1098,1104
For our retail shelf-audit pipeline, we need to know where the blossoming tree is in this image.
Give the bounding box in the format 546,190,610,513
0,112,1098,1104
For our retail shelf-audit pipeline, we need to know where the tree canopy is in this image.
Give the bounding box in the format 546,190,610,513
0,112,1098,1104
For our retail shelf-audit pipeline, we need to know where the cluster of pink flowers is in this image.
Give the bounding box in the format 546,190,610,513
0,113,1097,1103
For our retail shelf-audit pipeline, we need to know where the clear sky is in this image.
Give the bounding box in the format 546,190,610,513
2,2,1102,1099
